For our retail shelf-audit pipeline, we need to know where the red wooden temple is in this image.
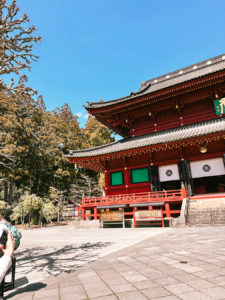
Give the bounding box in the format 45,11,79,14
67,54,225,227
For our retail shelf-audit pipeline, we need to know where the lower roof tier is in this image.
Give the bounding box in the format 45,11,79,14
67,117,225,162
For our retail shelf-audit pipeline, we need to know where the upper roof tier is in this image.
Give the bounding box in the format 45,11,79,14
85,54,225,110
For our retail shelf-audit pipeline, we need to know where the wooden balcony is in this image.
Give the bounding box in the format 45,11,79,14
82,188,186,208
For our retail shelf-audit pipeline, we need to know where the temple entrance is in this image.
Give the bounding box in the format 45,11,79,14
190,158,225,194
160,180,181,191
193,175,225,194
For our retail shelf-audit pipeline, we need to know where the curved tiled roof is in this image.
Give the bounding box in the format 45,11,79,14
85,54,225,109
67,117,225,158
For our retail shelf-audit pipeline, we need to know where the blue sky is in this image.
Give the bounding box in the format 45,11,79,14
16,0,225,127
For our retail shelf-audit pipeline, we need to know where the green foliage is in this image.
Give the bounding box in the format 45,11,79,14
42,201,57,223
0,200,10,216
0,0,115,225
84,115,114,148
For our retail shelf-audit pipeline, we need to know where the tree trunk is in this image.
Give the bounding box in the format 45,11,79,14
22,183,25,194
29,195,33,228
8,177,13,205
4,180,8,203
57,207,60,223
29,175,32,195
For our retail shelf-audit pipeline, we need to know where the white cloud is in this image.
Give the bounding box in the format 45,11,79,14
76,111,84,118
75,111,89,127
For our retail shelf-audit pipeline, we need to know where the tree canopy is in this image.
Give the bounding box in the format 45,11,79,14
0,0,115,224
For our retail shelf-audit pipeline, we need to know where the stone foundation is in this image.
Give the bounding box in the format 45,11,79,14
188,197,225,226
68,220,100,228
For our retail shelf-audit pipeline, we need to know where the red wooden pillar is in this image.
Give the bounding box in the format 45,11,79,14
124,167,129,193
94,208,98,220
161,206,165,227
165,203,171,218
181,185,187,199
81,208,85,220
133,207,137,228
105,171,109,196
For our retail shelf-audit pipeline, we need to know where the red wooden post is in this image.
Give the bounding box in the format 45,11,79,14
94,208,98,220
81,208,85,220
181,185,187,199
133,207,137,228
165,203,171,218
105,171,109,196
124,167,129,193
161,206,165,227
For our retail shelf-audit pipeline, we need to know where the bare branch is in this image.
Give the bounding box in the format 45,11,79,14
0,0,41,75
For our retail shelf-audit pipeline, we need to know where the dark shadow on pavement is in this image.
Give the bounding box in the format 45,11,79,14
5,282,47,299
15,242,112,277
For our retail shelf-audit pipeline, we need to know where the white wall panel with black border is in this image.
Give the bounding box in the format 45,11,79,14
159,164,180,182
190,158,225,178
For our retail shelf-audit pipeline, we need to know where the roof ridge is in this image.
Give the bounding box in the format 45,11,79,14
142,53,225,88
85,54,225,109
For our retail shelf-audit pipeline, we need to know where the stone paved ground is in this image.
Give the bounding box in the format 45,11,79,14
7,226,165,284
5,226,225,299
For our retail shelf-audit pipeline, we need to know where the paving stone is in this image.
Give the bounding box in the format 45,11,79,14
172,263,202,273
123,275,148,283
34,297,60,300
208,275,225,285
34,287,59,299
171,272,199,282
60,285,87,299
92,296,118,300
188,260,208,266
116,290,148,300
201,286,225,299
152,296,181,300
165,282,194,294
133,279,158,289
187,279,215,290
194,271,217,279
152,276,180,285
104,278,128,286
141,286,171,298
84,285,113,299
59,277,81,288
120,271,148,283
110,283,136,293
179,290,215,300
60,294,88,300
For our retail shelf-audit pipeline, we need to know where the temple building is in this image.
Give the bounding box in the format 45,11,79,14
67,54,225,227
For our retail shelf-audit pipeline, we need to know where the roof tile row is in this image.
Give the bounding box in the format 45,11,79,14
67,117,225,158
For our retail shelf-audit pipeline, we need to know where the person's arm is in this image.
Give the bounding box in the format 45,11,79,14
0,255,12,282
0,232,14,283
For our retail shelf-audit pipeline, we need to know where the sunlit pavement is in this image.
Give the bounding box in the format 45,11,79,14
5,226,225,300
6,226,167,289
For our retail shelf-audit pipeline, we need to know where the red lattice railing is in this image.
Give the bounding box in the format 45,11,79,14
82,188,186,207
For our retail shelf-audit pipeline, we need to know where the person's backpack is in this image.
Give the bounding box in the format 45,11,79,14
0,222,21,250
